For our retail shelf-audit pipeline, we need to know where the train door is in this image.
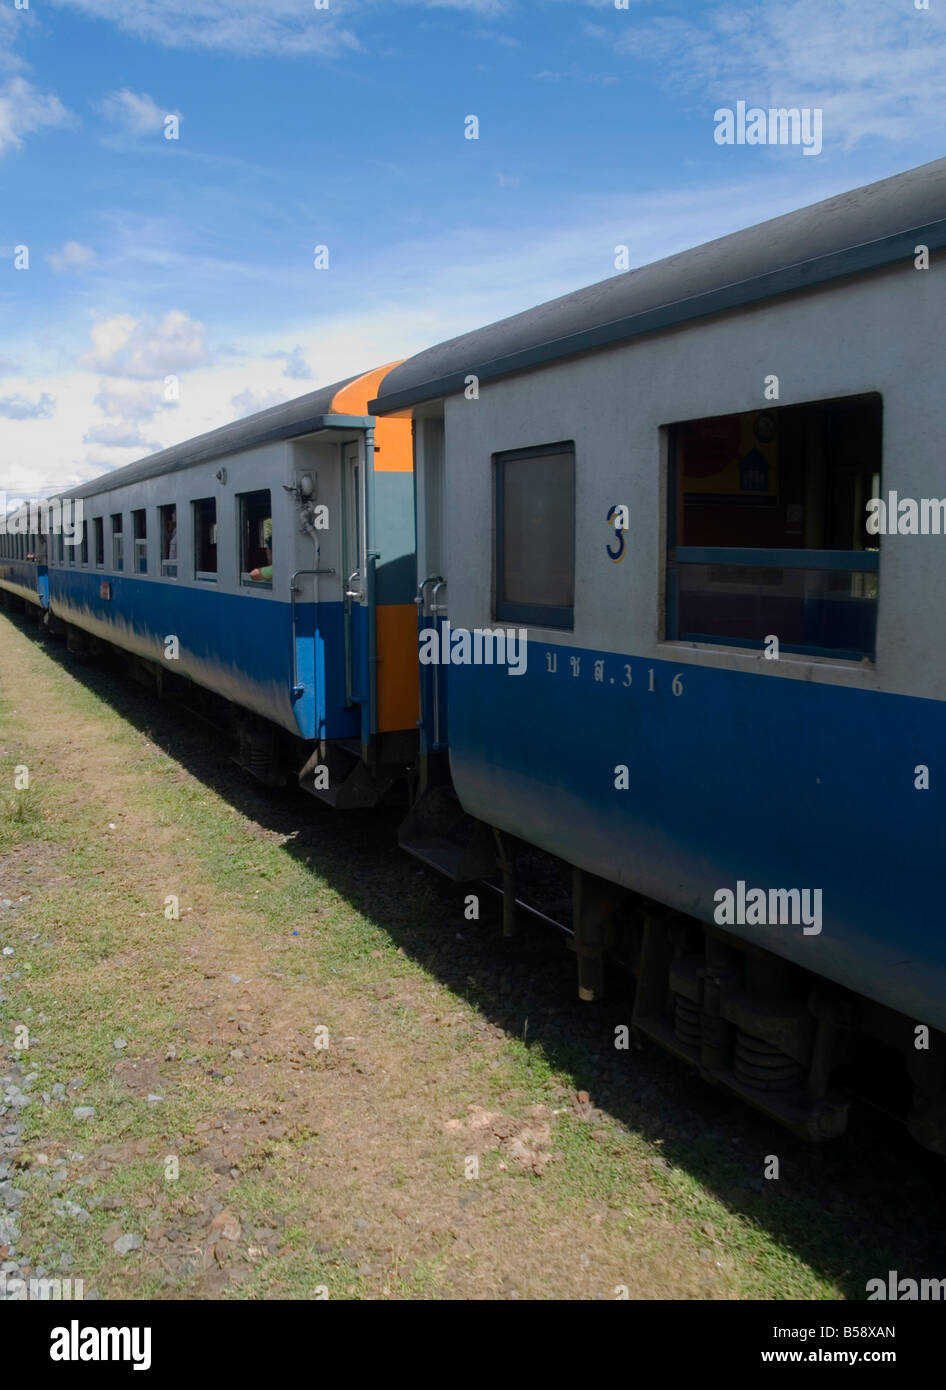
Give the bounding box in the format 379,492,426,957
398,410,497,880
36,532,50,609
414,415,449,765
342,441,369,732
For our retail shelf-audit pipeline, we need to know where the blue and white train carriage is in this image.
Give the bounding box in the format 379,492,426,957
0,365,420,806
373,156,946,1151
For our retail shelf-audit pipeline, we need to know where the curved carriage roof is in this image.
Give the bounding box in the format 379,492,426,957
371,156,946,414
62,373,364,501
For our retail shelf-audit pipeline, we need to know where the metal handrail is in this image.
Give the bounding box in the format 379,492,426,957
429,580,448,747
290,567,335,698
414,574,443,610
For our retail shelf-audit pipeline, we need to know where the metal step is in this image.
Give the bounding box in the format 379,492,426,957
299,744,401,810
398,784,497,881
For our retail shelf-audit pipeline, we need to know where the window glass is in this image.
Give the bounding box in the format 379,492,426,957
194,498,217,578
496,444,575,629
239,491,272,586
669,394,881,660
133,509,147,575
160,505,177,578
111,514,123,571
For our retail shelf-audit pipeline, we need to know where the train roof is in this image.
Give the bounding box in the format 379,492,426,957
62,372,368,502
370,156,946,415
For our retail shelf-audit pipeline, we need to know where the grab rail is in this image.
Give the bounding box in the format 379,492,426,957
290,568,335,698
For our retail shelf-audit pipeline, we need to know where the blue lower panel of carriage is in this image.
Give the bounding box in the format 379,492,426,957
48,571,359,743
0,562,42,607
447,641,946,1032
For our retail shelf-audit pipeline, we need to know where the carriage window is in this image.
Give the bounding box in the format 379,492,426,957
93,516,105,568
133,509,147,575
160,504,178,578
111,514,123,571
495,442,575,629
194,498,217,579
80,521,89,566
239,490,272,587
667,394,881,661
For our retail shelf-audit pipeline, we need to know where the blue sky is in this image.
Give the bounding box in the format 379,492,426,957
1,0,943,493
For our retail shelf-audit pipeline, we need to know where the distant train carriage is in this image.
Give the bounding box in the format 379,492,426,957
0,506,49,610
372,157,946,1151
0,365,419,805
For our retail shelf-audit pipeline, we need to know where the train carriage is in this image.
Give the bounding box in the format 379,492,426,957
372,156,946,1150
0,364,419,806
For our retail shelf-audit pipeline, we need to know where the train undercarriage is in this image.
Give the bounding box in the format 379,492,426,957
399,774,946,1158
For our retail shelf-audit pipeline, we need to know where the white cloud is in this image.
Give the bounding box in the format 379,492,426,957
0,10,26,75
81,310,212,379
50,0,361,57
230,387,291,418
0,76,72,157
49,0,515,57
279,346,314,380
48,241,96,273
82,422,160,449
608,0,946,150
96,89,175,134
472,27,520,46
0,392,55,420
93,380,174,423
415,0,511,12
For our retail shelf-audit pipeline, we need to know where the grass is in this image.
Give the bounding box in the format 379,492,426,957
0,610,906,1299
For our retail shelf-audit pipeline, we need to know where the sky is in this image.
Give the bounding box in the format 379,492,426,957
0,0,943,496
